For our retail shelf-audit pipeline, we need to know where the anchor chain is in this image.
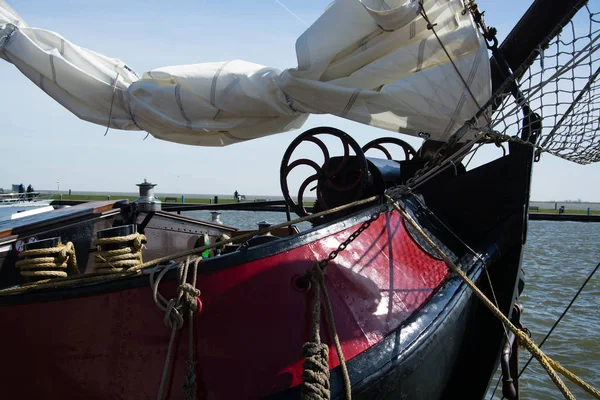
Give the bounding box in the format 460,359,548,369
316,212,380,271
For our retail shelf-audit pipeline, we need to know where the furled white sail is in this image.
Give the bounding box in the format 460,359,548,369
0,0,490,146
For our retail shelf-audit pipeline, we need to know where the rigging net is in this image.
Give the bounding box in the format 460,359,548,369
487,3,600,164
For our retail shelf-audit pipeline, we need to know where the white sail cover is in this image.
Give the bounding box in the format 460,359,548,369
0,0,490,146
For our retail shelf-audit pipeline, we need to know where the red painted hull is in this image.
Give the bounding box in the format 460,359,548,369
0,209,449,399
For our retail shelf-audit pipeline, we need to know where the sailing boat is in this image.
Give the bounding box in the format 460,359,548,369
0,0,598,399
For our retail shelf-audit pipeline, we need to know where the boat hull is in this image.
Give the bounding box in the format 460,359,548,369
0,139,534,398
0,202,524,400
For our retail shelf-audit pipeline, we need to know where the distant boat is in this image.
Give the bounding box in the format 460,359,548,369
0,191,54,208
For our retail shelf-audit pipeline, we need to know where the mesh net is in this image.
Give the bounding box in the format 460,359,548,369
487,2,600,164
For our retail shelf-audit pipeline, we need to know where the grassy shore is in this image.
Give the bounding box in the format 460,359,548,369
54,195,600,214
56,194,237,204
530,208,600,215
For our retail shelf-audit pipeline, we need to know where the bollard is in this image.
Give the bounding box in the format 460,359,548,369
211,211,222,224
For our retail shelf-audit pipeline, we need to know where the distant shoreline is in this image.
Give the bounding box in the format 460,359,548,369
30,190,316,203
2,188,598,209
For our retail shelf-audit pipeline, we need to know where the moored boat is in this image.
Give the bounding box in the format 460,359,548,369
0,0,599,399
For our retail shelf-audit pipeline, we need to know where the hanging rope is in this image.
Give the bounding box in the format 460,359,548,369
93,233,146,274
385,195,600,400
302,264,352,400
300,213,380,399
301,267,330,400
15,241,79,279
151,257,202,400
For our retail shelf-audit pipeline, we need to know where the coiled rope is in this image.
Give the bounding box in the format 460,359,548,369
92,233,146,274
385,195,600,400
16,241,79,279
151,257,202,400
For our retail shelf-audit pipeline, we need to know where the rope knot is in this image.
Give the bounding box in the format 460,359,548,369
180,283,202,313
164,298,184,330
301,342,330,400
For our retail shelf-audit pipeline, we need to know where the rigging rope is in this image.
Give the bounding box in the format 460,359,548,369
519,260,600,378
418,1,487,122
385,195,600,400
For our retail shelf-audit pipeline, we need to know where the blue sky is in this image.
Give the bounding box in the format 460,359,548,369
1,0,599,201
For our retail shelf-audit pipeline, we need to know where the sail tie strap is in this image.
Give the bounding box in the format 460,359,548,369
92,233,146,274
15,241,79,279
301,263,351,400
151,257,202,400
386,195,600,400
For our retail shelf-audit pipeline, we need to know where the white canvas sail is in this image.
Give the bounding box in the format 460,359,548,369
0,0,490,146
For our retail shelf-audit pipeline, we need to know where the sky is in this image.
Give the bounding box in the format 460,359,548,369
0,0,598,201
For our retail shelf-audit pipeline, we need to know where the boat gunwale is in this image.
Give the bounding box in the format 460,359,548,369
0,196,454,306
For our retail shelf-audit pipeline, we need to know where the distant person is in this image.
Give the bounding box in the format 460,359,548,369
26,184,34,201
234,190,239,199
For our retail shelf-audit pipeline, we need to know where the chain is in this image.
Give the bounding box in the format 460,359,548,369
316,212,380,270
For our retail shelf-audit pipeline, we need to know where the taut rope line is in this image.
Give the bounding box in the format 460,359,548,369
0,196,380,297
385,195,600,400
132,195,380,271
